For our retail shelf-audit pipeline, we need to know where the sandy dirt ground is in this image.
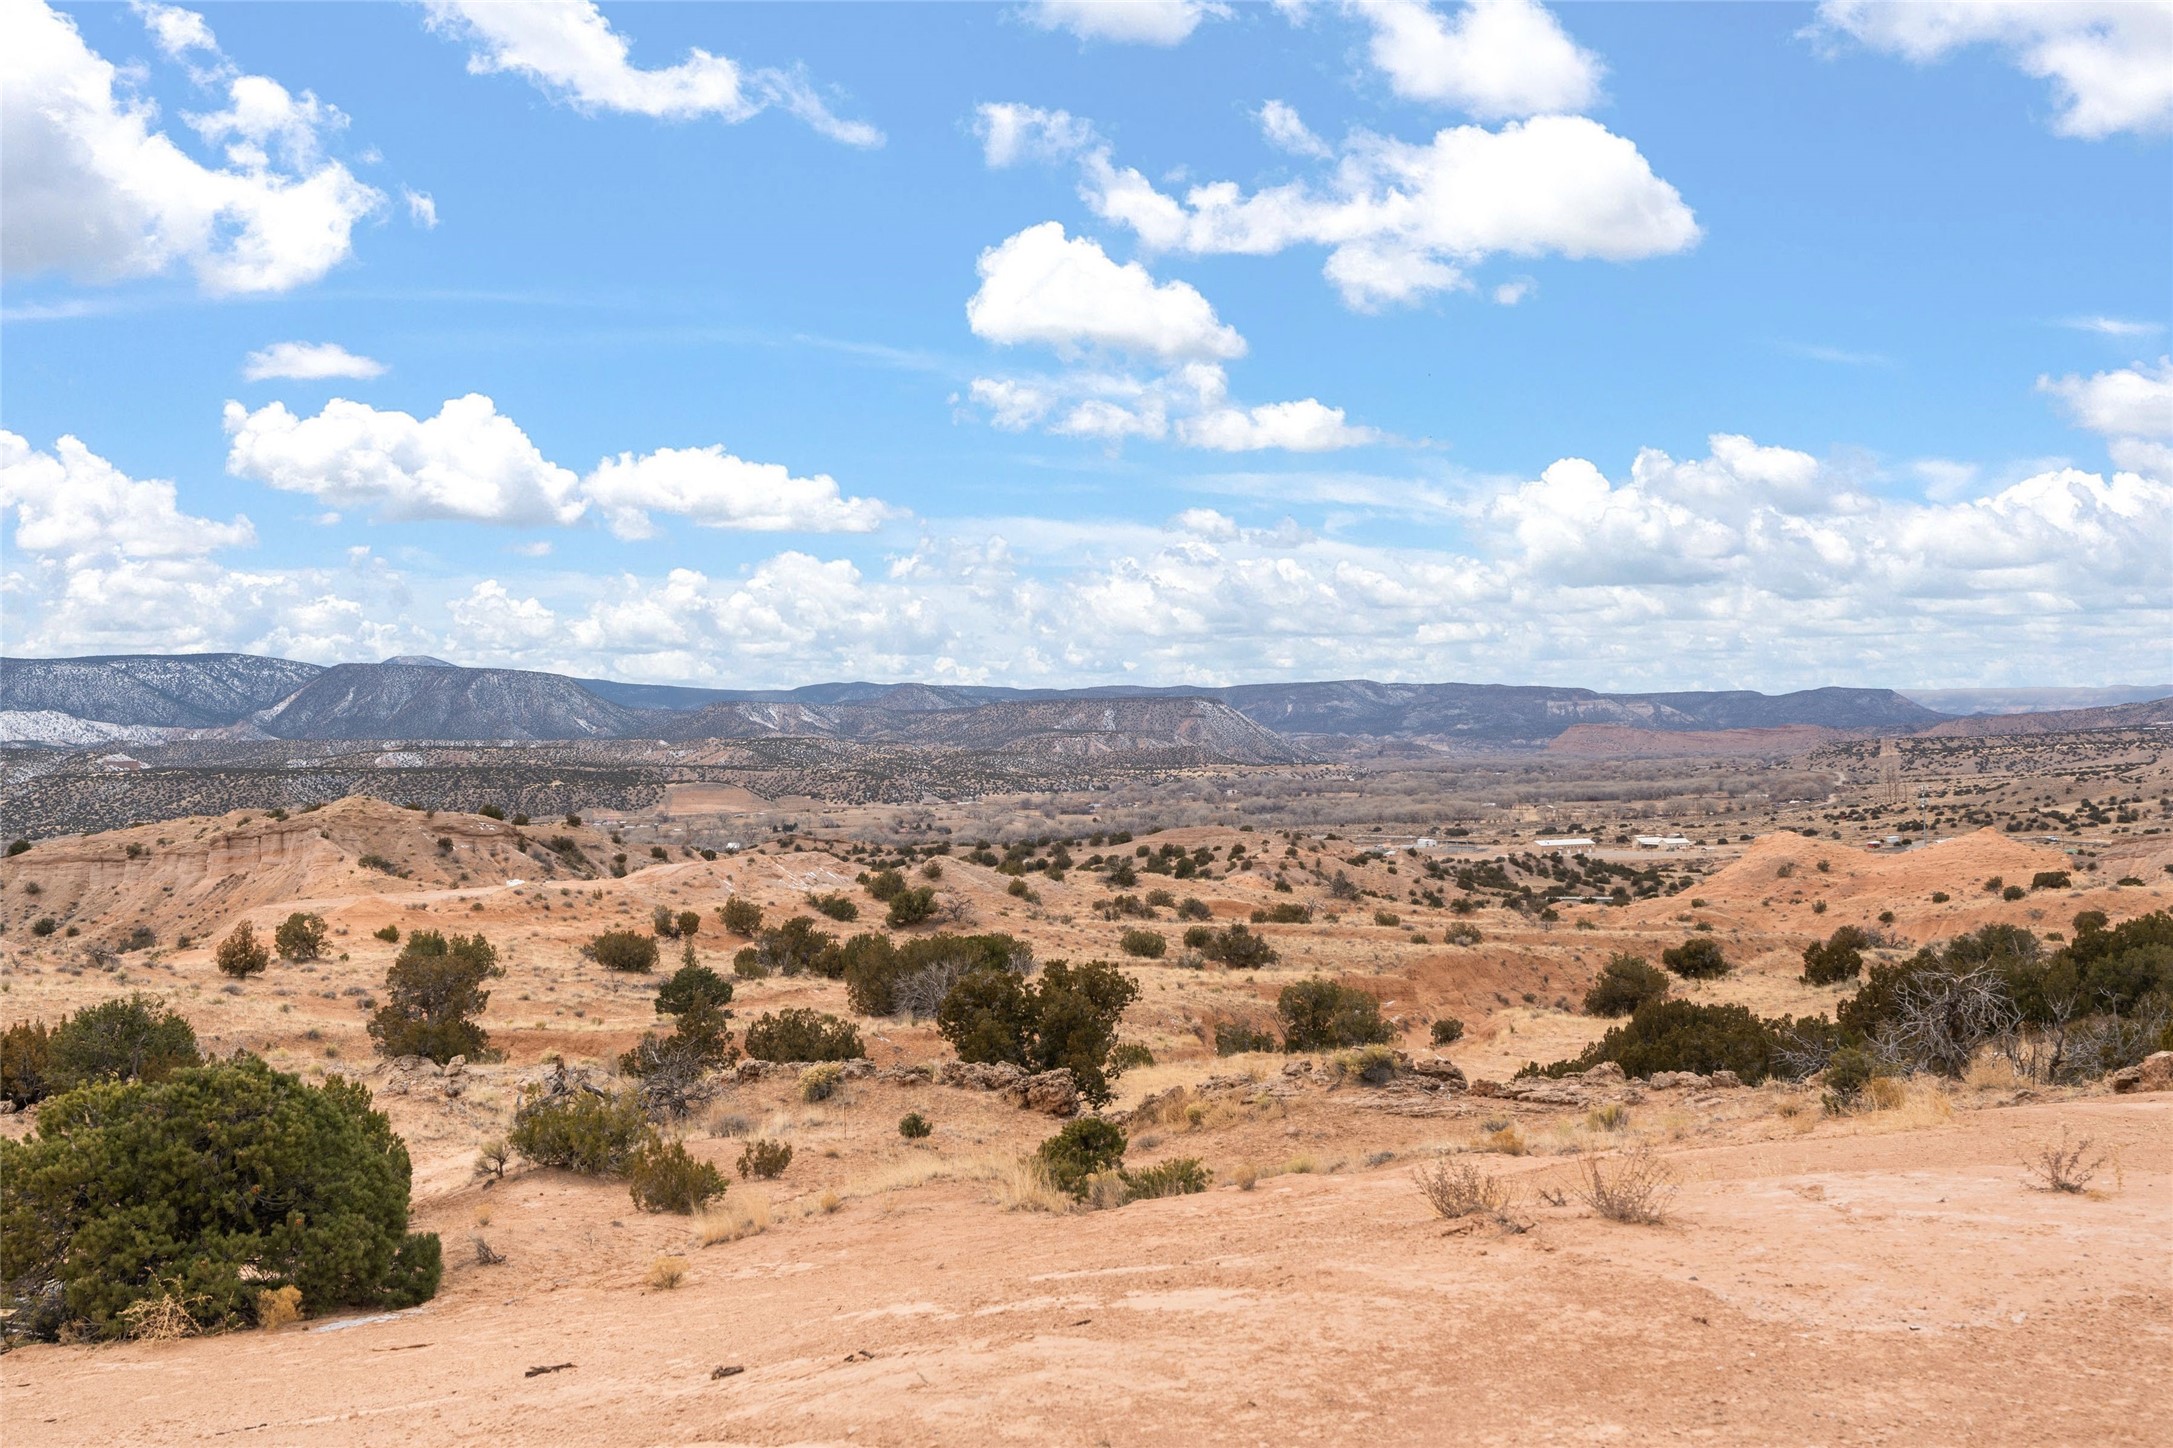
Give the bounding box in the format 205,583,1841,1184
6,1090,2167,1447
4,801,2171,1445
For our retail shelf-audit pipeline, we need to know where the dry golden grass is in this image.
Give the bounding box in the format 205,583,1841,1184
1855,1077,1957,1133
1475,1124,1529,1156
696,1192,773,1246
254,1285,303,1332
116,1281,203,1341
992,1155,1072,1213
645,1255,688,1291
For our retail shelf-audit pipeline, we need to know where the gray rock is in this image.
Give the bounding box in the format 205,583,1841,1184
936,1060,1028,1092
1408,1055,1468,1089
1013,1069,1080,1117
2110,1050,2173,1094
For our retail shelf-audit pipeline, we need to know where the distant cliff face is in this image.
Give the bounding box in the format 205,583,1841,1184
1205,680,1946,741
646,695,1307,763
1,650,1963,756
0,654,324,728
253,663,645,741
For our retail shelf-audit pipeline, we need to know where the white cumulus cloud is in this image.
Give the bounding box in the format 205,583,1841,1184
2038,358,2173,439
221,393,900,535
967,222,1247,362
242,341,388,382
1259,100,1334,158
1346,0,1604,119
1818,1,2173,139
584,445,898,539
423,0,881,145
1,0,382,294
1027,108,1698,310
223,395,587,526
2,430,256,562
975,102,1099,167
1026,0,1227,46
1180,398,1380,453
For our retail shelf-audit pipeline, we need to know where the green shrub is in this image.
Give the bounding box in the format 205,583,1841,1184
1214,1020,1279,1055
274,912,327,961
2002,884,2026,901
373,924,400,943
508,1087,651,1175
732,948,766,979
898,1111,933,1140
655,963,733,1017
936,958,1140,1106
1430,1017,1464,1046
589,930,659,973
737,1138,792,1180
863,869,907,901
1175,898,1212,920
0,1057,439,1341
215,922,270,978
1801,926,1869,986
1537,999,1783,1084
30,917,57,937
1120,1157,1211,1201
746,917,838,977
1110,1041,1156,1070
367,931,500,1064
45,995,202,1096
718,897,763,936
2031,871,2072,891
1661,937,1728,979
2045,909,2171,1019
1189,923,1279,968
744,1008,864,1062
652,905,682,938
627,1138,727,1214
1036,1117,1127,1198
1,1019,53,1107
479,805,505,820
809,892,860,922
1821,1046,1878,1113
1583,954,1670,1016
5,838,28,856
1252,902,1314,925
1118,928,1167,958
886,887,939,928
1278,978,1393,1051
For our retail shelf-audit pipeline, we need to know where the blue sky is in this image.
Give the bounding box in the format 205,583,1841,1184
3,0,2168,691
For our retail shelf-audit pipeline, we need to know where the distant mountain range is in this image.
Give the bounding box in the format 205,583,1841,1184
2,652,2165,760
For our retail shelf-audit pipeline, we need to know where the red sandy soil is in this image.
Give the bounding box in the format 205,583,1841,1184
4,805,2170,1445
5,1089,2166,1448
